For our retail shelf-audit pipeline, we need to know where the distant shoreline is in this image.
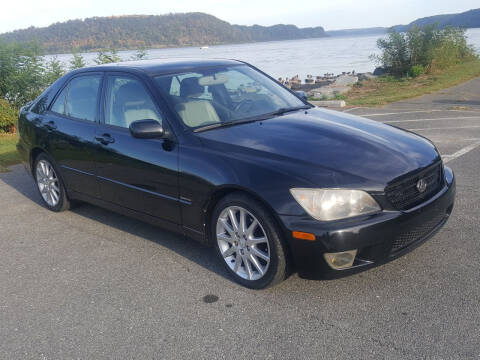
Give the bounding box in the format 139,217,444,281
44,36,332,57
44,26,480,58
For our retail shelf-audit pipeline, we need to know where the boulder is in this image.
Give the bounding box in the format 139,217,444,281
333,74,358,86
309,87,335,99
373,67,386,76
309,85,350,100
310,100,346,108
357,72,377,81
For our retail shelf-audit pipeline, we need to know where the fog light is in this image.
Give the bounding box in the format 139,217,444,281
323,250,357,270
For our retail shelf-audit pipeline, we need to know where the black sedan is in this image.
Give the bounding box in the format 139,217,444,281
17,59,455,288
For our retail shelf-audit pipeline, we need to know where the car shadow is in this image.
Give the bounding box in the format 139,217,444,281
70,203,231,279
0,165,46,205
0,165,232,283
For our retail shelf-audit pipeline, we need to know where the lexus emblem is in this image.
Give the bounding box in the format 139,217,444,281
416,178,427,193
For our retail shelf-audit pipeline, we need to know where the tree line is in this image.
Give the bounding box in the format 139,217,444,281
0,13,327,54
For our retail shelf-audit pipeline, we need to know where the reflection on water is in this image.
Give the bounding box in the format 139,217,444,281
48,28,480,80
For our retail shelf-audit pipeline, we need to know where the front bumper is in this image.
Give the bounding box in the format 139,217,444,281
280,166,456,279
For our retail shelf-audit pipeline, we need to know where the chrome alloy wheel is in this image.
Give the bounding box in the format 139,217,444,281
35,160,60,207
216,206,271,281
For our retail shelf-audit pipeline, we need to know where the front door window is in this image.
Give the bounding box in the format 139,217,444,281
105,76,162,128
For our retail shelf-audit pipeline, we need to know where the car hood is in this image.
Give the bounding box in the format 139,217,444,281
196,107,440,190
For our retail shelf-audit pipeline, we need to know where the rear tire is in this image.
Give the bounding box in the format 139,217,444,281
33,153,71,212
211,192,287,289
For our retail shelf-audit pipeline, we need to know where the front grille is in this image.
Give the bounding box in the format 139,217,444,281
391,212,445,253
385,162,443,210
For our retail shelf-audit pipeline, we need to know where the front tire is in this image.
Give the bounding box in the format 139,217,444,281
211,192,287,289
34,153,71,212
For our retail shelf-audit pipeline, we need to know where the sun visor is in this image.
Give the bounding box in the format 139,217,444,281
198,74,228,86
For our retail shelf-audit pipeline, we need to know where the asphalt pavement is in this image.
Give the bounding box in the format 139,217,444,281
1,79,479,359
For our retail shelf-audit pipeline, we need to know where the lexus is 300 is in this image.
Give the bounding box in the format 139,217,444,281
17,59,455,288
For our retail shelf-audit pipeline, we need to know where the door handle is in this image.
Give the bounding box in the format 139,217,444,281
95,134,115,145
43,120,57,131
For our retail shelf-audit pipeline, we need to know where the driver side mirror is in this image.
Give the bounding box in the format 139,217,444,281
129,119,164,139
295,91,308,101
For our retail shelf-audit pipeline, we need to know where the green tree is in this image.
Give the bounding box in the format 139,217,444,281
94,48,122,64
0,41,45,108
70,50,86,70
430,27,477,69
373,30,410,76
373,25,477,76
131,46,148,60
43,56,65,86
0,99,18,133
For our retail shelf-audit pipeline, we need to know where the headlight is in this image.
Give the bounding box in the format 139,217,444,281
290,188,381,221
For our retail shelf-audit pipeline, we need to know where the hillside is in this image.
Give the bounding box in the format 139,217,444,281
0,13,327,54
394,8,480,31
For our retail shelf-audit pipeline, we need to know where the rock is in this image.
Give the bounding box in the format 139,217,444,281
332,74,358,86
309,87,335,99
309,85,350,100
310,100,346,108
373,67,386,76
357,72,377,81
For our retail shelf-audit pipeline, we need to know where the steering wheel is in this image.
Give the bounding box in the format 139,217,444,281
234,99,255,113
211,100,235,121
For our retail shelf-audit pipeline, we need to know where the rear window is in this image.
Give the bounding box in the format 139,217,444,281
50,86,67,115
30,77,66,114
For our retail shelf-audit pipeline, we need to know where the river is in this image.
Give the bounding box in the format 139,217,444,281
51,28,480,81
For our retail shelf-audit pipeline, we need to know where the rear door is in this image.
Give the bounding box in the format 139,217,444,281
44,73,103,198
94,72,181,224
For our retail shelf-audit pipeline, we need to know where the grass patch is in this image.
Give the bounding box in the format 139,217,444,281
345,60,480,106
0,133,20,172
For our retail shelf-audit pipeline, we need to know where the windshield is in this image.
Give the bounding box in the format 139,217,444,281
154,64,307,130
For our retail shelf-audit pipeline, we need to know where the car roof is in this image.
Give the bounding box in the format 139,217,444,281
78,58,244,76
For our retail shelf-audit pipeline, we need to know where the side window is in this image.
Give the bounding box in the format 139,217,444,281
65,75,101,121
50,86,68,115
105,76,162,128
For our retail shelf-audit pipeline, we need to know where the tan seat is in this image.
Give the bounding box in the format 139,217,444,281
176,77,221,127
110,81,162,128
175,100,220,127
124,107,160,127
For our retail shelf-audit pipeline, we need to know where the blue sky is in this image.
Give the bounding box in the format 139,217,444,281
1,0,479,33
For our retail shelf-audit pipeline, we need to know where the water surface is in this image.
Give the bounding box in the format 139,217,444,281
51,28,480,81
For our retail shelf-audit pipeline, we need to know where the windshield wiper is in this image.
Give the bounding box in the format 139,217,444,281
194,117,264,133
271,105,312,116
194,105,313,133
194,111,286,132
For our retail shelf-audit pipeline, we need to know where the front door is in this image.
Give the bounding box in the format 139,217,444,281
94,73,181,224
